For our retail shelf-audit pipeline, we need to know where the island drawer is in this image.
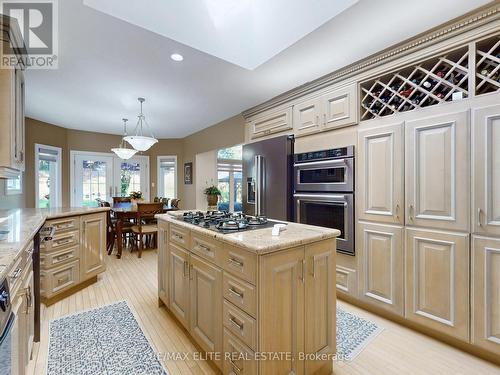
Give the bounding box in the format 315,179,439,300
40,259,80,298
45,216,80,234
40,230,80,253
221,244,257,285
223,328,257,375
169,224,190,249
41,245,79,269
191,232,223,267
223,272,256,318
223,300,257,350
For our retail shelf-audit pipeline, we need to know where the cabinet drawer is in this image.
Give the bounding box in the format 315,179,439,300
223,301,257,350
41,230,79,252
223,272,256,318
40,245,79,269
41,259,80,298
249,107,293,139
45,216,80,234
222,244,257,285
191,232,223,267
223,328,257,375
169,224,190,249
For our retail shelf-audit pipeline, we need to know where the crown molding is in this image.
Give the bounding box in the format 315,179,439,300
242,2,500,119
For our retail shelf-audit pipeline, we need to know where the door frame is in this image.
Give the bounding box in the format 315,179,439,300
70,150,150,206
157,155,178,198
34,143,62,208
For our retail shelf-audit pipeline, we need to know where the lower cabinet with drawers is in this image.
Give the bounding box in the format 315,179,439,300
40,212,106,305
158,221,337,375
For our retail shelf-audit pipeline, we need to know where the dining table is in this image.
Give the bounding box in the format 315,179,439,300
111,202,179,259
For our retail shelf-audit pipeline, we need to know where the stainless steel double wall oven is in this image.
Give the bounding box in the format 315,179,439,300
293,146,355,255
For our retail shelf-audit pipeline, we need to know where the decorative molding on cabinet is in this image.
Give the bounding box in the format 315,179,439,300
242,3,500,119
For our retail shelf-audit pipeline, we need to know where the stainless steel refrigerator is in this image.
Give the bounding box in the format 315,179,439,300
242,135,294,221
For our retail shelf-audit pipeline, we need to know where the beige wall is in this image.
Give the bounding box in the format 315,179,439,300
182,114,246,209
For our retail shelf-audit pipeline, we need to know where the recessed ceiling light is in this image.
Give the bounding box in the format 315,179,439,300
170,53,183,61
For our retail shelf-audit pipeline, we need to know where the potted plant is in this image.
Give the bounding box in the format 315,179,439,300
204,184,221,206
129,191,144,209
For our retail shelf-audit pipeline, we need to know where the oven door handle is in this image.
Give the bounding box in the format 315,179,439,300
294,193,348,201
294,158,350,168
0,313,15,347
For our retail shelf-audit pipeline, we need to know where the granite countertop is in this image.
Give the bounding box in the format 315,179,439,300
0,207,110,279
156,211,340,254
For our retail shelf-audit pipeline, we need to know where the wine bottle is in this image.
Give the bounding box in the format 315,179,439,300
399,88,413,97
436,71,446,78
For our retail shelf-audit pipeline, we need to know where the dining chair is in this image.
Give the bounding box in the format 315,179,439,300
131,202,163,258
113,196,131,204
170,199,181,208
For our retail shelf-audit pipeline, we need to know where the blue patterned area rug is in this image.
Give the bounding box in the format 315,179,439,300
47,301,167,375
336,307,383,361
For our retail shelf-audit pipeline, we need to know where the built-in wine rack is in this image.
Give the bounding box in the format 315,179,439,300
475,34,500,95
360,47,469,120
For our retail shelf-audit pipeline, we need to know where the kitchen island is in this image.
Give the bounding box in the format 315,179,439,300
157,211,340,375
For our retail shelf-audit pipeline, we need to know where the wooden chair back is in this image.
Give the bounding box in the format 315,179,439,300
113,196,131,204
170,199,181,208
136,202,163,226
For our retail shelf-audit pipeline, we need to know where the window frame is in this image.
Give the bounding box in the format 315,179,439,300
157,155,177,199
5,174,22,195
35,143,62,208
217,145,242,212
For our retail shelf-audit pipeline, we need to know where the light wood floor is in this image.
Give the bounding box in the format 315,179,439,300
29,248,500,375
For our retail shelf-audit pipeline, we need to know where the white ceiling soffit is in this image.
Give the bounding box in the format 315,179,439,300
82,0,360,70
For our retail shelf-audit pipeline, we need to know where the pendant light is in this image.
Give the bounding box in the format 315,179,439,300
124,97,158,151
111,118,138,159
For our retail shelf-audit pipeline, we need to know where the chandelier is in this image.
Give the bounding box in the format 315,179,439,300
111,118,138,160
124,97,158,151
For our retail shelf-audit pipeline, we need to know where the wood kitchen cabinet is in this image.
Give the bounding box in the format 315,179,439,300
471,235,500,355
358,121,404,224
472,104,500,237
80,213,106,280
321,83,357,130
358,222,404,316
189,254,223,367
405,110,470,231
168,242,190,329
0,64,25,178
158,221,169,307
405,228,469,341
248,106,293,140
259,246,305,375
293,96,323,137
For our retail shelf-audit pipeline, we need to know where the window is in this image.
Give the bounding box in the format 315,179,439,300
217,146,242,212
157,156,177,199
120,161,141,197
35,144,62,208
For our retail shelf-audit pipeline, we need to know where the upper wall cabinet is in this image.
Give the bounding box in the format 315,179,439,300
405,110,470,232
0,46,25,178
248,106,293,140
358,121,404,224
472,104,500,237
293,83,357,137
322,83,357,130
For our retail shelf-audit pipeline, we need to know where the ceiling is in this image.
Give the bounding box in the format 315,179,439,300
25,0,491,138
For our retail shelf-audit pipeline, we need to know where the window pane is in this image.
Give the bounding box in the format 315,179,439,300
82,160,107,207
160,166,175,198
217,171,230,211
234,171,242,212
120,162,141,197
217,145,242,160
38,160,51,208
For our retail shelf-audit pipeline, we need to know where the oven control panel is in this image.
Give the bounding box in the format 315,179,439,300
294,145,354,163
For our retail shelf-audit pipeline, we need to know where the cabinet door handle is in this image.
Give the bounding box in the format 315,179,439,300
395,204,400,221
229,359,242,373
183,260,188,277
300,259,305,282
408,204,414,221
229,316,244,331
311,257,316,278
228,287,244,299
197,244,212,253
228,257,244,268
323,113,327,125
189,264,193,280
478,208,483,227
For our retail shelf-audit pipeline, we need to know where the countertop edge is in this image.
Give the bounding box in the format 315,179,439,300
156,213,340,254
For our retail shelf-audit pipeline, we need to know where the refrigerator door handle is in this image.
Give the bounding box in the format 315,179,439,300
255,155,264,217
